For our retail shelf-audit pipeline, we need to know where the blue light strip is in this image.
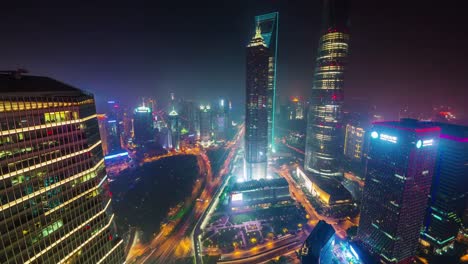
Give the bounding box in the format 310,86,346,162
98,175,108,188
104,152,128,160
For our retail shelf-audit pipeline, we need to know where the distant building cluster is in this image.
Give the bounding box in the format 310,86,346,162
96,93,234,163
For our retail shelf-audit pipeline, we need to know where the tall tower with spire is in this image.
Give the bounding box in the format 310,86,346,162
168,106,179,150
255,12,279,152
244,23,270,181
304,0,350,178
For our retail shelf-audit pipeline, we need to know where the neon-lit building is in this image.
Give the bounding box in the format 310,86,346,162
305,0,350,178
180,100,198,136
168,107,180,150
358,119,440,263
297,167,352,207
97,114,109,155
199,104,212,145
319,235,366,264
133,106,153,145
300,220,335,263
105,100,123,154
214,99,230,141
0,72,124,263
287,97,305,120
421,122,468,254
343,124,365,162
244,23,269,181
255,12,278,152
229,178,290,211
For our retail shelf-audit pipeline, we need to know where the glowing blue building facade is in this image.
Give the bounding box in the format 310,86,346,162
421,123,468,254
255,12,278,152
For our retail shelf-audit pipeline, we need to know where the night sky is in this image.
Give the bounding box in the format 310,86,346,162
1,1,467,121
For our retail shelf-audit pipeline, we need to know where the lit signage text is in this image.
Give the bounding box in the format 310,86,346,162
422,139,433,147
104,152,129,160
380,134,397,143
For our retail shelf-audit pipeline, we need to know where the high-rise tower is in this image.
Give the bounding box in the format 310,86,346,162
133,106,153,145
255,12,279,152
244,25,269,181
105,100,123,155
0,72,124,263
199,105,212,146
358,119,440,263
421,123,468,254
168,107,180,150
304,0,350,177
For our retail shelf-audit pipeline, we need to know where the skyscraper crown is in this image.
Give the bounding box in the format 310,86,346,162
247,23,266,47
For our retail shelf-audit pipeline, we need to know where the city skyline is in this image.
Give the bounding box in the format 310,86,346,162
1,1,467,264
0,1,467,122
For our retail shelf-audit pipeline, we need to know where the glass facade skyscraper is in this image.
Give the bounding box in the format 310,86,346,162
0,72,124,263
421,123,468,253
305,0,350,177
105,100,123,155
133,106,153,145
244,25,269,181
358,119,440,263
168,107,180,150
255,12,278,152
199,104,212,145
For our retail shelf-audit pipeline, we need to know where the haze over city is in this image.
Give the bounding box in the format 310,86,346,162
1,0,467,121
0,1,467,264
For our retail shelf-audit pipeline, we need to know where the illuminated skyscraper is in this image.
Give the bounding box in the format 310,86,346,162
244,25,269,181
304,0,350,177
0,72,124,263
255,12,278,152
133,106,153,144
97,114,110,155
421,123,468,254
343,123,365,162
214,99,229,141
168,107,180,150
199,105,212,145
287,97,305,120
105,100,123,155
358,119,440,263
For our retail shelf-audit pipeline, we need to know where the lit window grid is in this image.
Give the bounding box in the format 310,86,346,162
0,113,97,137
1,172,105,259
0,159,104,212
0,99,94,113
1,140,102,180
0,95,119,263
23,201,112,264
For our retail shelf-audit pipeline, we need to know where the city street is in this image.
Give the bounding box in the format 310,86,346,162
127,125,244,263
276,164,358,239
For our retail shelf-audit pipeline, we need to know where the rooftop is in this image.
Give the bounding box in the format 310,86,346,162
310,175,353,201
429,122,468,138
232,178,288,192
0,71,85,96
373,118,441,133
